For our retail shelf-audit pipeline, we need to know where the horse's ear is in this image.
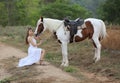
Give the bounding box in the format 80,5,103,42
64,18,70,26
40,16,43,22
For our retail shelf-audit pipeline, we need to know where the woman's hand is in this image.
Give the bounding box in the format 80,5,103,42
34,36,40,40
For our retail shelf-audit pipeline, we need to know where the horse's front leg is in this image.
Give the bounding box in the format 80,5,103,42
61,42,69,67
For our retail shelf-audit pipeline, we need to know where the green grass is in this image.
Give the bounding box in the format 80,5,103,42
63,66,78,73
0,78,11,83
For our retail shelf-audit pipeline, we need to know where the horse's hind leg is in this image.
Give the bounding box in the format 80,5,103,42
92,38,101,63
92,39,97,60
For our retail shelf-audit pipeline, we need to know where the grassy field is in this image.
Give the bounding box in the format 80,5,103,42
0,26,120,82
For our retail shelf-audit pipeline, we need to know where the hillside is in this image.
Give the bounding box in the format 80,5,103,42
71,0,106,17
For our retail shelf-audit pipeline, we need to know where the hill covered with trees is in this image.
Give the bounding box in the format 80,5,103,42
0,0,119,26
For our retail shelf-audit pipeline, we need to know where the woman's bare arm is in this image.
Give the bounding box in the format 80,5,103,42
34,36,41,40
28,37,41,47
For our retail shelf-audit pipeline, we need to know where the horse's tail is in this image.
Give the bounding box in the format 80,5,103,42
99,20,107,40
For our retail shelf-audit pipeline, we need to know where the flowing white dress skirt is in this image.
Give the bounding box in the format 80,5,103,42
18,38,42,67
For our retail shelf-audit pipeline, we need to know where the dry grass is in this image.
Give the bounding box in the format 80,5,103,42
102,28,120,50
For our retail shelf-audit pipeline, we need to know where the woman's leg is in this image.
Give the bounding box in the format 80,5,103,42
39,49,45,64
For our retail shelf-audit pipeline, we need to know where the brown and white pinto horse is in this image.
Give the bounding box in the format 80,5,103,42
34,17,107,67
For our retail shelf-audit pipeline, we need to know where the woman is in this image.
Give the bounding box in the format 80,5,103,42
18,28,45,67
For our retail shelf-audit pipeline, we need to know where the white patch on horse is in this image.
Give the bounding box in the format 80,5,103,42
75,29,83,38
77,23,86,29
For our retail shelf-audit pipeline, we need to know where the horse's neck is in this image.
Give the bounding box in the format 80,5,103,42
44,18,63,32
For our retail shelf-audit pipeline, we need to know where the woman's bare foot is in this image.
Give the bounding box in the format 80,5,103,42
39,60,46,66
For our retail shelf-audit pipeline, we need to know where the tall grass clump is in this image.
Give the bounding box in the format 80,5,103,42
102,27,120,50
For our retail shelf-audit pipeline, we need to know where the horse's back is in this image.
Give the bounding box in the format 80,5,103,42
85,18,106,39
85,18,105,30
85,18,103,27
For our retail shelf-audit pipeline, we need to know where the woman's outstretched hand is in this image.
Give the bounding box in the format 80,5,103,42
35,36,40,40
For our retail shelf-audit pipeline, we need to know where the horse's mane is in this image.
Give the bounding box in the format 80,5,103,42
43,18,63,31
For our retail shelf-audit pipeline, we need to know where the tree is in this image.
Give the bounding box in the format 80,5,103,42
0,2,8,26
0,0,40,26
98,0,120,24
71,0,106,17
0,0,92,26
40,1,91,20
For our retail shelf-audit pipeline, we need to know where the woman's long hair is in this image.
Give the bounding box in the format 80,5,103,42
25,28,32,44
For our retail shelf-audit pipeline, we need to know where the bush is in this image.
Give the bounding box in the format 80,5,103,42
0,78,10,83
98,0,120,24
40,1,91,20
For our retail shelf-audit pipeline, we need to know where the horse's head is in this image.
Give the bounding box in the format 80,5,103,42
64,18,84,43
34,17,45,37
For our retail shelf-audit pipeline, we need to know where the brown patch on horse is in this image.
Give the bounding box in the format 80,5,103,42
58,40,62,44
99,37,102,41
37,23,44,34
75,21,94,42
53,32,57,39
53,31,62,44
36,17,44,36
92,39,97,48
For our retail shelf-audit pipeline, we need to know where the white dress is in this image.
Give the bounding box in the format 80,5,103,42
18,37,42,67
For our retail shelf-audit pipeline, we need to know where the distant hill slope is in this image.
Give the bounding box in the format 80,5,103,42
71,0,106,17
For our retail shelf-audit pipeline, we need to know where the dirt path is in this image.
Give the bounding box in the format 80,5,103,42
0,42,80,83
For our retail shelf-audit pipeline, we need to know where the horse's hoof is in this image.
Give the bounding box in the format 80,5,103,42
60,63,64,67
94,58,100,63
60,64,69,67
63,64,69,67
93,57,97,60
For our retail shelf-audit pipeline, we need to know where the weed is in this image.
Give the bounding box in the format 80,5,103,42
0,78,10,83
63,66,78,73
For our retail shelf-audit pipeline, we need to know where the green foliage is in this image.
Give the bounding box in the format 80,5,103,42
0,0,40,26
98,0,120,24
15,0,27,25
40,1,91,20
71,0,106,17
0,0,92,26
0,2,8,26
0,78,10,83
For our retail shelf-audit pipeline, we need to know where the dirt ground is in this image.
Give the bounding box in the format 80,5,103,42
0,42,119,83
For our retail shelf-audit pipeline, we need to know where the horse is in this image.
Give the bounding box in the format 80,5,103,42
34,17,107,67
